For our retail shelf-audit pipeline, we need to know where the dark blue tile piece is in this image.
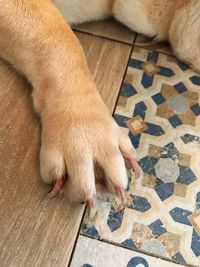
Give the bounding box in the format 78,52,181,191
172,252,186,265
169,115,182,128
158,66,175,77
145,122,165,136
121,83,137,97
82,265,93,267
128,132,140,149
152,93,165,105
161,142,179,159
174,82,187,93
191,103,200,116
129,59,143,69
191,229,200,257
149,219,167,237
81,224,100,239
127,194,151,212
139,156,158,174
133,101,147,119
177,165,197,185
141,73,154,89
196,192,200,211
155,183,174,201
156,180,174,193
178,61,189,71
127,256,149,267
190,76,200,86
107,206,125,232
169,207,192,226
167,182,175,191
121,239,137,249
147,51,159,62
113,114,129,128
181,134,199,144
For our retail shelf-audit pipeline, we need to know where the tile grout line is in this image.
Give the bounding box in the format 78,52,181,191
80,234,197,267
67,35,136,267
112,33,137,114
73,27,176,58
67,205,87,267
73,28,135,46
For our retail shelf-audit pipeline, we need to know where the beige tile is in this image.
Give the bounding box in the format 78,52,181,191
141,60,160,76
142,173,157,188
189,211,200,236
126,115,148,135
148,144,162,158
0,33,131,266
178,153,191,166
174,183,187,197
158,232,181,257
73,18,136,44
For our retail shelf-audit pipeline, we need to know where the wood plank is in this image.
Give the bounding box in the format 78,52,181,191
0,33,131,267
76,32,131,111
73,18,136,44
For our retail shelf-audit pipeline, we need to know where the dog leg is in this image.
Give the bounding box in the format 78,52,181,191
169,0,200,73
0,0,139,203
113,0,157,38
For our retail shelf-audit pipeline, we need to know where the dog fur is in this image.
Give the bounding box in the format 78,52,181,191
0,0,199,204
53,0,200,72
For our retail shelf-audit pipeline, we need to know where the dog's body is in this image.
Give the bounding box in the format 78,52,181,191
0,0,199,204
54,0,200,72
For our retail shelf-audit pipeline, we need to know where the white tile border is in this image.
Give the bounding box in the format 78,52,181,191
70,236,183,267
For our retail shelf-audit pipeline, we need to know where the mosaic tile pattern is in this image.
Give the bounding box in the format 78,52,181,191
81,47,200,266
70,236,183,267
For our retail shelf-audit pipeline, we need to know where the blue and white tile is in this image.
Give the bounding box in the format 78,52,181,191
70,236,183,267
81,47,200,266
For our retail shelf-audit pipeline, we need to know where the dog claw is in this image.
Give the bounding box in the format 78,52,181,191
127,156,140,177
87,196,96,209
48,178,65,198
115,185,127,204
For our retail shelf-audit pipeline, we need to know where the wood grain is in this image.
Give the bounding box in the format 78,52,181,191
0,33,131,267
76,32,131,111
73,18,136,44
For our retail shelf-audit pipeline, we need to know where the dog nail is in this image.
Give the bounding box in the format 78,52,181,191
87,196,96,209
47,178,64,198
115,185,127,204
128,156,140,176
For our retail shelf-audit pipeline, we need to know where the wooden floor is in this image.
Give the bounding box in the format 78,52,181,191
0,21,134,267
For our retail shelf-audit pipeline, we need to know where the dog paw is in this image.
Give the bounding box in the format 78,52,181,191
39,98,139,205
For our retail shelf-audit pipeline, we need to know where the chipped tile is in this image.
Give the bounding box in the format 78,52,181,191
71,236,183,267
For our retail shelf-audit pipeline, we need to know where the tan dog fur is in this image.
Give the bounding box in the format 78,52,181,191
0,0,199,204
0,0,138,204
53,0,200,72
113,0,200,72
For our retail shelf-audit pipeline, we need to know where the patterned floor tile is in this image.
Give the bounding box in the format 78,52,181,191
81,47,200,266
70,236,183,267
135,34,173,56
73,18,136,44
